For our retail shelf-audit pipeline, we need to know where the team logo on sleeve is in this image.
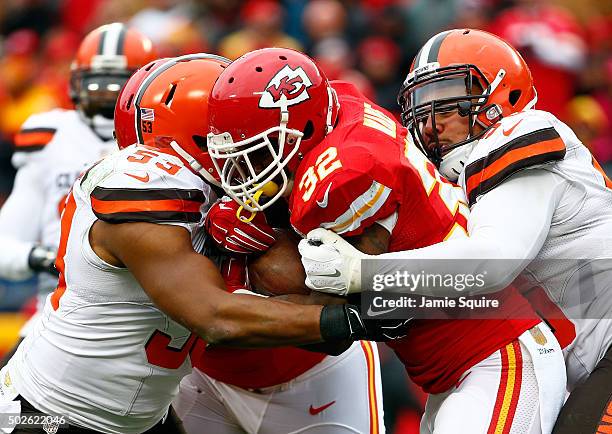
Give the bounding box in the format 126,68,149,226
259,66,312,108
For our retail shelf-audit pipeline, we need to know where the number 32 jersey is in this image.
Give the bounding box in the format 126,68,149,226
7,145,212,434
290,82,539,394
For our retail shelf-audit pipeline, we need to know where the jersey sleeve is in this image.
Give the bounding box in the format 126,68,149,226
82,149,210,232
0,160,47,280
11,111,63,168
462,111,566,206
290,145,398,237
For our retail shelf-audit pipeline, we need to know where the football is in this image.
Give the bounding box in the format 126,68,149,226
248,229,311,296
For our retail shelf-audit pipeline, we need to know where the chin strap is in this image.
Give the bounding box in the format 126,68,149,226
169,140,202,173
325,86,339,135
525,87,538,110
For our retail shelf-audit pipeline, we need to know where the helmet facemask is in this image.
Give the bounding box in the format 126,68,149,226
399,63,505,170
72,68,133,140
208,108,303,212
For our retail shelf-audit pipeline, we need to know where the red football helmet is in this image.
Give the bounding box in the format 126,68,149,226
207,48,339,211
398,29,537,178
70,23,157,126
115,53,230,185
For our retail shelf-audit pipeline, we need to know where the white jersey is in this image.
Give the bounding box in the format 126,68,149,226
0,109,115,295
7,145,212,434
458,109,612,389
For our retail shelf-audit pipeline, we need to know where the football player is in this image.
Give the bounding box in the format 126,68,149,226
114,54,384,434
0,55,369,434
206,47,566,433
299,29,612,433
0,23,157,366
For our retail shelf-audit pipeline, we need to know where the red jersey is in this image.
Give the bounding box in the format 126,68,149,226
193,258,325,389
193,346,325,390
290,81,539,394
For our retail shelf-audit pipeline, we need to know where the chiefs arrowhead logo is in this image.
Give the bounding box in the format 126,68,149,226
259,65,313,109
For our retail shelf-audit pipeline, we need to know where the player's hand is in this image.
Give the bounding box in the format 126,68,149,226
28,245,59,276
298,228,366,296
319,303,411,342
219,255,250,293
218,254,268,298
345,294,412,341
363,318,412,341
205,196,276,254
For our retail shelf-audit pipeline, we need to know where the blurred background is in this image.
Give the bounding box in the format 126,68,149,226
0,0,610,432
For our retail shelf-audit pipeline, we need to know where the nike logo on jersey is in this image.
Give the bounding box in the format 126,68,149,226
316,183,333,208
125,172,150,183
309,401,336,415
502,119,524,136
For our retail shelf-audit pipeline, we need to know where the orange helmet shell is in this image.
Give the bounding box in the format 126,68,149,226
398,29,537,167
70,23,157,121
72,23,157,72
132,54,231,185
114,58,172,149
409,29,536,125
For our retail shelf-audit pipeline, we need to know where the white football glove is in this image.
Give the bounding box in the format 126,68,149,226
298,228,368,296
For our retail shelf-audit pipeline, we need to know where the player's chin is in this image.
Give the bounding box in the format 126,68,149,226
281,179,294,198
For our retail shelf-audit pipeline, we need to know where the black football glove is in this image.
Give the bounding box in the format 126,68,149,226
28,245,59,276
319,303,413,342
347,293,413,342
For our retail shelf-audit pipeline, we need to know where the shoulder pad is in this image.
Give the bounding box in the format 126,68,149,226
11,110,74,168
290,164,396,237
463,110,566,206
13,110,70,153
82,148,209,225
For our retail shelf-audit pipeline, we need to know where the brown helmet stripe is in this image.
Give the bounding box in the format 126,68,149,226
414,30,452,69
97,28,107,54
427,30,450,63
98,23,127,56
116,25,127,55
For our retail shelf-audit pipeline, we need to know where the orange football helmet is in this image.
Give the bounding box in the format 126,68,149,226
117,53,230,185
114,57,171,149
398,29,536,168
70,23,157,138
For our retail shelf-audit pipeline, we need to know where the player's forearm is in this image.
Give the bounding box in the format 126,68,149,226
139,252,325,347
0,161,45,280
376,236,525,296
195,292,324,347
0,235,35,280
376,170,561,296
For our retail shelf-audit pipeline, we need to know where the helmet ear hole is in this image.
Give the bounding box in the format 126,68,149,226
509,89,522,106
126,94,134,110
192,134,207,151
303,121,314,140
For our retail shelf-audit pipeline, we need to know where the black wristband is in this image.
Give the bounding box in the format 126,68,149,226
320,304,366,342
320,305,350,341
